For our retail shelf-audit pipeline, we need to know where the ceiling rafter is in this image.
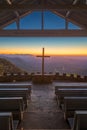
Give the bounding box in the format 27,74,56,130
0,10,33,29
14,11,20,29
66,0,79,18
6,0,12,5
0,0,39,29
50,10,86,29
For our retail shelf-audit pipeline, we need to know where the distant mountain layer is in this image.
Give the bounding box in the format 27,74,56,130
0,57,25,75
0,54,87,76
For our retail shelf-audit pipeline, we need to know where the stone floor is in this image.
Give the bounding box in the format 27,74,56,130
18,83,70,130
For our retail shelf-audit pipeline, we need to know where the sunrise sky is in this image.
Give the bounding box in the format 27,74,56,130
0,11,87,56
0,37,87,56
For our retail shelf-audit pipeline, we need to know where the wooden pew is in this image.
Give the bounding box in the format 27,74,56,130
55,83,87,95
55,83,87,106
0,82,31,88
0,112,14,130
0,83,32,98
55,88,87,107
0,97,24,121
63,97,87,120
54,82,87,87
0,88,29,108
72,111,87,130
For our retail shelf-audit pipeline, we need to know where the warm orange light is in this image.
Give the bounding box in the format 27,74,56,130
0,46,87,56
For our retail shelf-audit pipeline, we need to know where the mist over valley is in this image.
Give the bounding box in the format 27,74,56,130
0,54,87,76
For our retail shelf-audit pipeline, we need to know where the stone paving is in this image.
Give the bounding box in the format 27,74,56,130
18,83,70,130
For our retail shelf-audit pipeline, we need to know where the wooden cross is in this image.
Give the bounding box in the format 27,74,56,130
37,48,50,77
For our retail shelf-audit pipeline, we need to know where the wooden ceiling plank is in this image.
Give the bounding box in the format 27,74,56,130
0,4,87,10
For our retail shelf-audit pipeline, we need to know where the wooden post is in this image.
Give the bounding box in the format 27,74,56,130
42,48,44,76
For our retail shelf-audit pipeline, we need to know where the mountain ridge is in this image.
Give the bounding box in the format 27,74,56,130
0,57,25,75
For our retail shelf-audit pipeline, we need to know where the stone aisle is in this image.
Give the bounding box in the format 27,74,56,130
18,83,70,130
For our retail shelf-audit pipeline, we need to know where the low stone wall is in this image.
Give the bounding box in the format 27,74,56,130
0,72,87,83
54,73,86,82
0,72,31,82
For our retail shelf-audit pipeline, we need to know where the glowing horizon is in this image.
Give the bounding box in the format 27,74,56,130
0,46,87,56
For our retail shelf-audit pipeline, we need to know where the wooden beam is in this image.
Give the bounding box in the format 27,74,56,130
0,10,33,29
51,10,86,29
0,30,87,37
0,4,87,10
